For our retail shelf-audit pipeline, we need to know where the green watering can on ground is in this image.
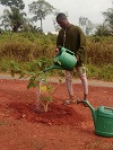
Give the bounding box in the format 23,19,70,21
43,47,77,72
77,99,113,137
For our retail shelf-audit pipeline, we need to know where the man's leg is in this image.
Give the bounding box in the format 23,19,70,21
76,66,88,99
63,70,74,104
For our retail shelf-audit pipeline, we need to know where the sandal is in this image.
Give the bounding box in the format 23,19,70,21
63,99,75,105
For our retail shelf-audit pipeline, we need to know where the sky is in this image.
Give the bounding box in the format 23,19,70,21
0,0,112,32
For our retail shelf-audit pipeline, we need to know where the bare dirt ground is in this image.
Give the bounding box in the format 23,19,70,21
0,75,113,150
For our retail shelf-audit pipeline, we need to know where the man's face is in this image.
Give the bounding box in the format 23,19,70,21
57,18,67,29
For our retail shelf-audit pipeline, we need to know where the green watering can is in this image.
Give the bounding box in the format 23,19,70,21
77,99,113,137
43,47,77,72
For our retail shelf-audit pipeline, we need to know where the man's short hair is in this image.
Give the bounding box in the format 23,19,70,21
56,13,67,20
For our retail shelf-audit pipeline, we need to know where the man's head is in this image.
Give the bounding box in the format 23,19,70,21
56,13,69,29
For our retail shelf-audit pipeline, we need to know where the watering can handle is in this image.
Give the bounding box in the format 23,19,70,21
66,49,75,55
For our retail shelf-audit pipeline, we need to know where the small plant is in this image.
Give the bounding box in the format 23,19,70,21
7,61,62,113
37,79,55,112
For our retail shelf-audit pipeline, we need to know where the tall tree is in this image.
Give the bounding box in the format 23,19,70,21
0,0,25,10
103,1,113,33
0,8,27,32
79,17,95,35
29,0,54,32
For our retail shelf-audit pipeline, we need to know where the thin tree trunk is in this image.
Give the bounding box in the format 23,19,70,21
13,26,18,32
40,18,43,33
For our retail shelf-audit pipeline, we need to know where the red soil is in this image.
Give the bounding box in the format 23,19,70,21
0,79,113,150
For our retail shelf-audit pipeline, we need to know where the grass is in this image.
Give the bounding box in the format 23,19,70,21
0,58,113,81
87,64,113,81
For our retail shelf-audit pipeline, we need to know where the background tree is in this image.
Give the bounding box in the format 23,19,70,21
28,0,54,33
0,0,25,10
95,23,110,36
103,1,113,34
79,17,95,35
53,10,60,32
0,8,27,32
22,24,42,33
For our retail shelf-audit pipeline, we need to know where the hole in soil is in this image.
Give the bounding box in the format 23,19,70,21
8,102,87,125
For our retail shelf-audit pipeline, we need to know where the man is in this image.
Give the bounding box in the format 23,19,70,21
56,12,88,105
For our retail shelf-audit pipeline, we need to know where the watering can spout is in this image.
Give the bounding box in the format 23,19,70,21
43,65,63,73
77,99,97,127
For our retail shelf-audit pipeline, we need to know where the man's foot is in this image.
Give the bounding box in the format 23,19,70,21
84,94,88,100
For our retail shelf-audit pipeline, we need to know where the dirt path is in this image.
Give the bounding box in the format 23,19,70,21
0,73,113,87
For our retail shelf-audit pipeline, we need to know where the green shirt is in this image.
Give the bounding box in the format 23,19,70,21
56,24,87,66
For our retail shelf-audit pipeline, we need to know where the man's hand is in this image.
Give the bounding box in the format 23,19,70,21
55,47,60,53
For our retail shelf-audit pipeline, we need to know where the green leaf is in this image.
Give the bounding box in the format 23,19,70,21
19,72,26,79
27,82,33,89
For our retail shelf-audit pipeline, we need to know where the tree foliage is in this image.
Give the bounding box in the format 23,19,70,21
95,23,110,36
0,8,27,32
79,17,95,35
103,1,113,33
29,0,54,32
0,0,25,10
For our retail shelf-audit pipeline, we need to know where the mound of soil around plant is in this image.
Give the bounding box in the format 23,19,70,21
7,102,87,125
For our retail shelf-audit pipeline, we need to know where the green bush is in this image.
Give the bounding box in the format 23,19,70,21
0,32,113,81
0,32,55,61
87,36,113,65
